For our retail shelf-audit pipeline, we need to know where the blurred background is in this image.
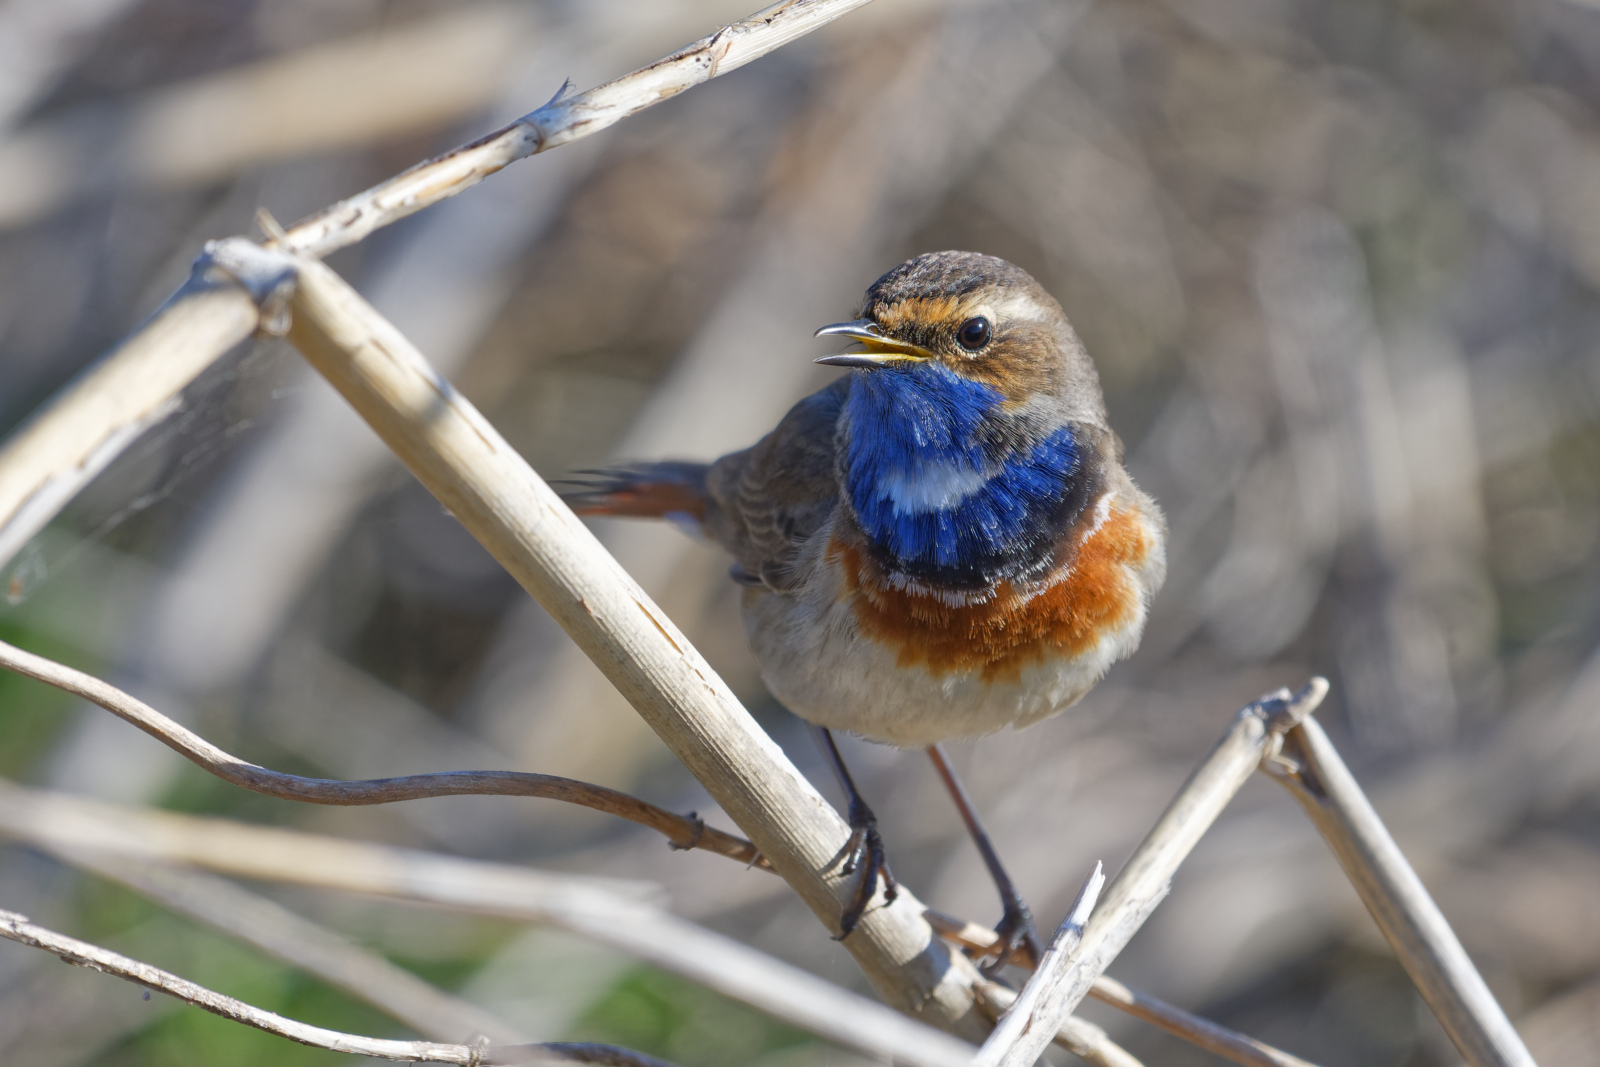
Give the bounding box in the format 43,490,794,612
0,0,1598,1063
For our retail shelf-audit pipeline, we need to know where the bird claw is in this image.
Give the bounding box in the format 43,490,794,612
835,800,898,939
981,898,1044,976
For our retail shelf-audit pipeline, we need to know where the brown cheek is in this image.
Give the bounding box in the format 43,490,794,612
965,339,1057,403
961,361,1035,405
830,506,1150,683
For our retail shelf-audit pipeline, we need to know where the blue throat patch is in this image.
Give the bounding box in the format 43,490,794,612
843,364,1082,585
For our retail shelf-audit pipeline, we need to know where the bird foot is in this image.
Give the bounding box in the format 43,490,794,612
835,797,898,939
981,898,1044,976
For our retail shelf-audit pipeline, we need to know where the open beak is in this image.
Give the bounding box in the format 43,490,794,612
813,319,933,367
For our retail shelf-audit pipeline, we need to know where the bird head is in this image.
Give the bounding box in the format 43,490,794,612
814,251,1104,423
820,253,1112,588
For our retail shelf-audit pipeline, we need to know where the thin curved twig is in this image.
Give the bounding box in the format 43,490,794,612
0,909,677,1065
276,0,879,259
0,638,766,868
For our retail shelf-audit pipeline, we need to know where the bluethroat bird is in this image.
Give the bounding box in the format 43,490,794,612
568,252,1167,965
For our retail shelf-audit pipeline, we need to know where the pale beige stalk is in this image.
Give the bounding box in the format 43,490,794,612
1265,717,1537,1067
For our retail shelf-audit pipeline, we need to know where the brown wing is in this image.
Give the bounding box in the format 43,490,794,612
702,377,848,593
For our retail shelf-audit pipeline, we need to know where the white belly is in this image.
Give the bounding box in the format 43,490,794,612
740,573,1138,749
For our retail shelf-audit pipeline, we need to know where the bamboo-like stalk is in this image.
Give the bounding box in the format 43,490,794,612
283,251,989,1037
0,0,879,574
1264,718,1536,1067
975,863,1105,1067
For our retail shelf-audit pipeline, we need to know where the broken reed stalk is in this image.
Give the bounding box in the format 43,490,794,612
1263,718,1536,1067
283,250,990,1040
0,0,879,575
975,862,1106,1067
0,780,976,1067
0,636,763,867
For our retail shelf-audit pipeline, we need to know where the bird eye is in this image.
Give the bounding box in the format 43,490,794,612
956,316,992,352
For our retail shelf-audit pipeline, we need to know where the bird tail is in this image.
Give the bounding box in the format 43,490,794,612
558,462,711,526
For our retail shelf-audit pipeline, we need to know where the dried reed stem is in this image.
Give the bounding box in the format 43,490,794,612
0,909,672,1065
1264,717,1536,1067
0,637,763,866
282,251,990,1037
975,862,1105,1067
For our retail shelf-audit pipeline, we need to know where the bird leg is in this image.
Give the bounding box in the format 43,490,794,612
812,726,898,937
927,743,1043,973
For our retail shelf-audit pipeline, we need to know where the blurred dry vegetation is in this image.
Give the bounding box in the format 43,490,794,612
0,0,1598,1063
